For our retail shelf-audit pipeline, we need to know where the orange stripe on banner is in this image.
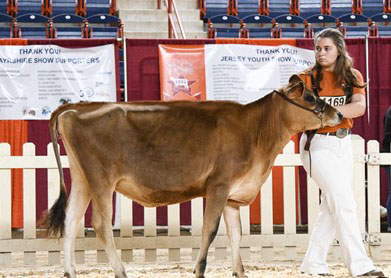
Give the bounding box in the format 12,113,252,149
0,121,29,228
0,38,28,45
216,38,299,225
0,38,29,228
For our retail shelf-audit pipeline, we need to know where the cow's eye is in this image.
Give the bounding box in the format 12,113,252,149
304,94,315,104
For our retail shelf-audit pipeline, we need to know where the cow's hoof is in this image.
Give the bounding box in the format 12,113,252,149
232,273,247,278
115,270,128,278
64,273,71,278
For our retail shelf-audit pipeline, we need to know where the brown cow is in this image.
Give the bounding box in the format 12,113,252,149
43,74,342,278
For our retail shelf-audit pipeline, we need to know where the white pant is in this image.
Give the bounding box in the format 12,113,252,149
300,133,374,276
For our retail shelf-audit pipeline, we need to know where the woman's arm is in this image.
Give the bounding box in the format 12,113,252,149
335,93,366,119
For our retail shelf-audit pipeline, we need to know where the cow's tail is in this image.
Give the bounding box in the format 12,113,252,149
41,109,68,238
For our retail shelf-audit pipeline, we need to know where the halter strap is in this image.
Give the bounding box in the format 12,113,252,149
273,90,325,119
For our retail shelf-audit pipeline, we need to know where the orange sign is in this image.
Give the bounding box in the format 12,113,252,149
158,44,206,101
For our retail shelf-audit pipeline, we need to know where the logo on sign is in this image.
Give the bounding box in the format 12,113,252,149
165,75,200,99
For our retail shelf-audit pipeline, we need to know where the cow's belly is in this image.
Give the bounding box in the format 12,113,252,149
115,178,204,207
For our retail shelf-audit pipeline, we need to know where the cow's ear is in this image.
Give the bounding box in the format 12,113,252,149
289,74,302,84
288,74,305,97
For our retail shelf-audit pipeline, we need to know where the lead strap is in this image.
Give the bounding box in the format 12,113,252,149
303,74,321,177
304,130,317,177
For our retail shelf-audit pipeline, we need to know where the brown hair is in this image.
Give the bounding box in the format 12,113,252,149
306,28,365,91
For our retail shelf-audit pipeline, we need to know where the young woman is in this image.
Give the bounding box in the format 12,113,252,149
299,28,386,277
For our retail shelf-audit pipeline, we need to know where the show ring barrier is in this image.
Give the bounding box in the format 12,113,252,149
0,135,390,266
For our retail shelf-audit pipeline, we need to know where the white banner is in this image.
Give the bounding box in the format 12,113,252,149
205,44,315,104
0,44,116,120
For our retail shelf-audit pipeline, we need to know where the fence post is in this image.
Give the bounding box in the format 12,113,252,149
0,143,12,266
283,141,297,260
367,140,381,259
144,207,157,261
23,143,37,265
120,195,133,262
191,197,203,260
47,143,61,265
168,203,180,261
352,135,366,234
240,205,250,260
261,174,273,261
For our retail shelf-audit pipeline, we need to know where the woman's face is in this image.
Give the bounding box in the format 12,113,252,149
315,37,339,71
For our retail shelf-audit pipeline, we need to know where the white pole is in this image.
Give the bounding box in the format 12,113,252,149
114,38,127,229
123,38,128,102
365,35,370,124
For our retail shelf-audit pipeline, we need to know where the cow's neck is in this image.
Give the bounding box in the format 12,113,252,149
244,92,295,156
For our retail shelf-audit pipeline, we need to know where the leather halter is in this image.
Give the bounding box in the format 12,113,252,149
273,89,326,128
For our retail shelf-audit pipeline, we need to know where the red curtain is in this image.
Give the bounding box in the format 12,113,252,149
366,38,391,206
365,38,391,141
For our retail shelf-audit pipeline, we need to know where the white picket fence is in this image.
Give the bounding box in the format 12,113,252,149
0,135,390,267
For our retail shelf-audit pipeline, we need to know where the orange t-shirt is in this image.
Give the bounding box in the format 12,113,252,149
299,69,365,133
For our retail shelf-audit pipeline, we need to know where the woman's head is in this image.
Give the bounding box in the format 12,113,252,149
311,28,363,89
314,28,352,72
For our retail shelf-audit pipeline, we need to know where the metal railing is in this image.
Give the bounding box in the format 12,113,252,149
158,0,186,39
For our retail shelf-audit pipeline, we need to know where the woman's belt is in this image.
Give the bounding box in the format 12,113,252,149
318,128,352,138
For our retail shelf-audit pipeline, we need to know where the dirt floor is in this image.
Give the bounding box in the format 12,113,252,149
1,261,391,278
1,248,390,278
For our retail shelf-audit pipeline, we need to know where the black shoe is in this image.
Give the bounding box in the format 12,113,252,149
358,270,387,277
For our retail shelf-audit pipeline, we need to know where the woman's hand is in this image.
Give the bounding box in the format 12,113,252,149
336,93,366,118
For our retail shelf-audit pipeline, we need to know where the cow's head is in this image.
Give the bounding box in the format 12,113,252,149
278,74,342,132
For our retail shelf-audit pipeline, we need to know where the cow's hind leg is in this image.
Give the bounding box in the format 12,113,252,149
63,182,91,278
91,193,127,278
223,204,245,278
194,185,229,278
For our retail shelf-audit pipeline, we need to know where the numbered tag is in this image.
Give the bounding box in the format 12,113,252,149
320,96,346,107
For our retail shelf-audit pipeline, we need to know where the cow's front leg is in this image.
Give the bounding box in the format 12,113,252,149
194,185,229,278
223,204,245,278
